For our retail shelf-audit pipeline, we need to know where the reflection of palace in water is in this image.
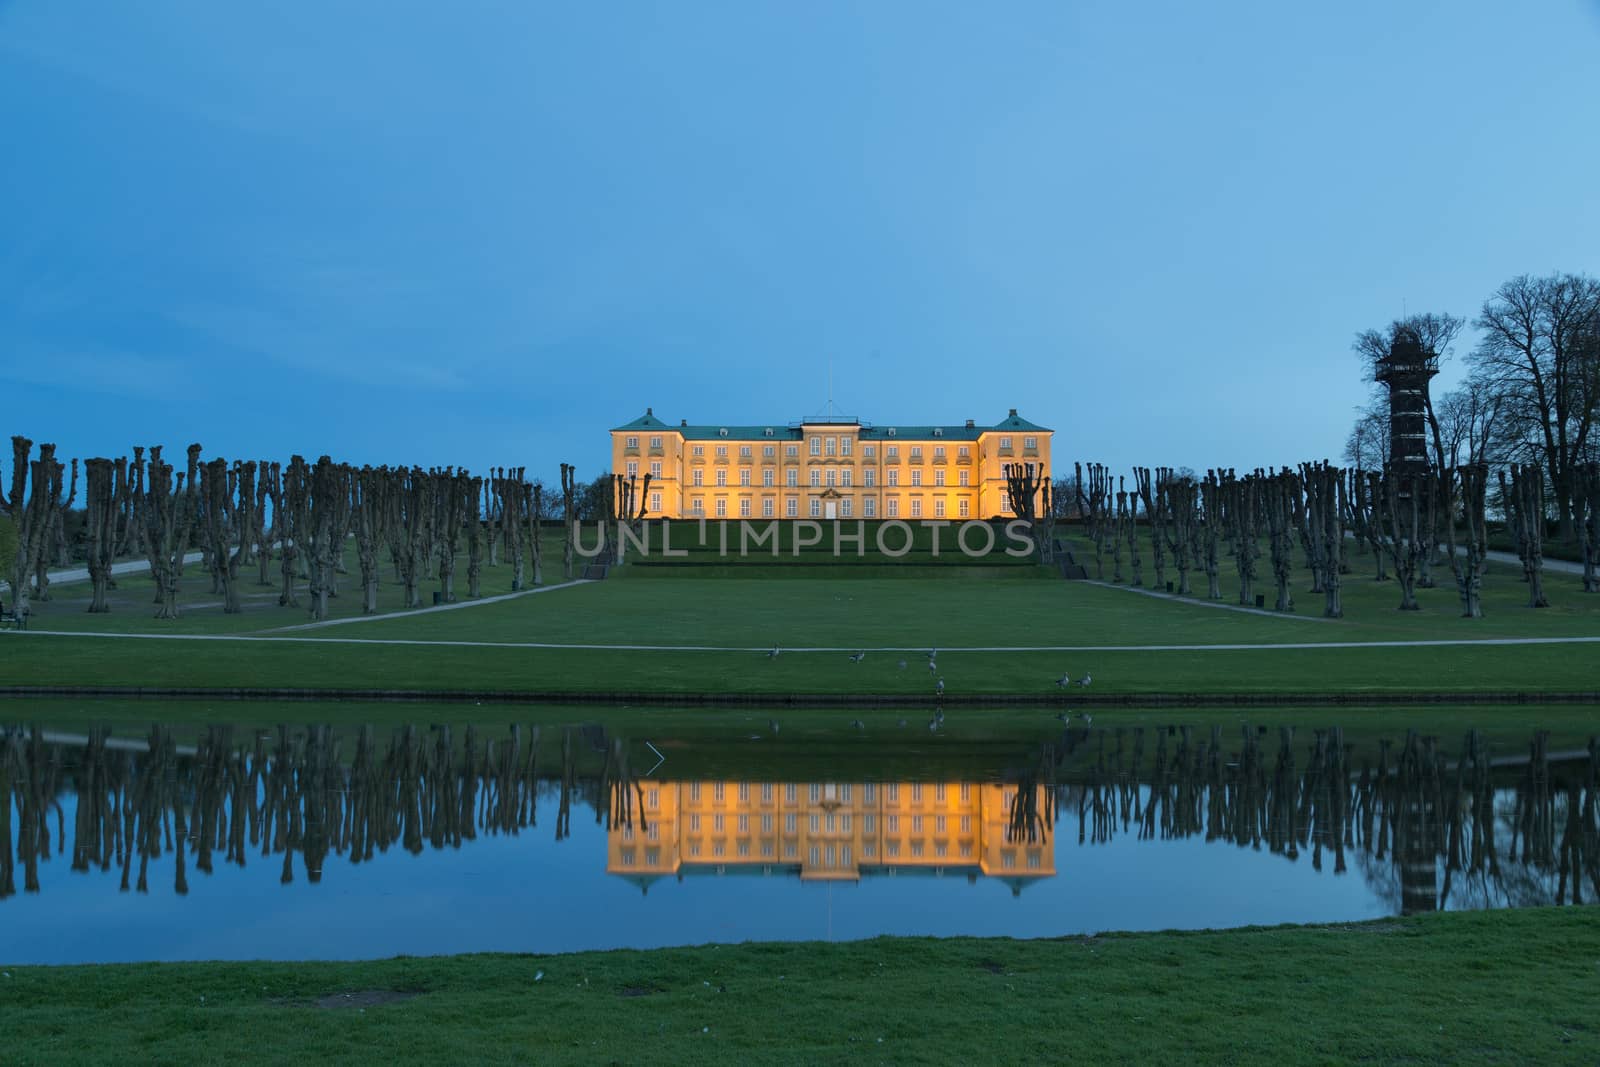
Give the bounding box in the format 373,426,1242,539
606,780,1055,893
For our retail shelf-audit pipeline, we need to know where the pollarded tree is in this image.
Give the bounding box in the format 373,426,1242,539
1134,467,1166,590
1159,470,1198,596
1198,471,1223,600
115,447,144,562
1222,469,1263,607
141,444,201,620
199,458,254,615
82,457,124,613
1,438,67,620
385,466,433,609
1003,463,1048,564
39,455,78,587
306,457,356,621
494,468,526,590
1342,467,1387,581
1075,462,1111,579
1119,478,1141,586
1299,461,1344,618
1375,469,1427,611
1500,464,1550,608
465,473,485,599
528,480,545,587
1443,464,1491,618
256,461,280,587
1264,469,1298,612
1577,462,1599,593
352,465,388,615
277,456,309,608
560,463,577,580
433,468,468,604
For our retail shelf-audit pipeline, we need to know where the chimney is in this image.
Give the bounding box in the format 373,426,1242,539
680,419,687,427
646,406,653,415
965,419,975,429
1009,408,1017,417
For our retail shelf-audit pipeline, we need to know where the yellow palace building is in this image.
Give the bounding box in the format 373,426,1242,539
606,779,1056,894
609,409,1052,521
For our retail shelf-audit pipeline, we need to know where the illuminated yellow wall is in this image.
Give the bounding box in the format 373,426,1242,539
609,411,1052,521
607,780,1056,884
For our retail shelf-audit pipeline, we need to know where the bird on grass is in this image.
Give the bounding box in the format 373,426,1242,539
935,677,945,698
1075,672,1092,688
1082,713,1093,727
897,659,907,671
1055,672,1072,688
768,719,780,736
897,718,908,728
1055,711,1071,725
850,719,865,732
767,644,781,659
927,717,940,733
849,651,866,664
928,658,938,674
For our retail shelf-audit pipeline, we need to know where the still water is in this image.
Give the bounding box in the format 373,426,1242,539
1,718,1595,963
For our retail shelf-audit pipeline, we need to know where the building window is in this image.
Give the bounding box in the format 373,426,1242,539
826,469,836,487
626,436,639,448
1000,436,1012,450
911,499,922,518
934,499,945,518
959,499,969,518
958,446,969,459
841,469,852,487
762,498,774,518
739,499,751,517
740,469,751,487
716,499,727,517
650,492,662,512
785,813,797,833
626,461,638,477
693,470,703,486
740,445,752,458
691,496,704,513
825,437,837,456
810,437,822,456
810,470,821,487
841,498,852,517
886,445,898,460
693,445,704,458
887,469,899,487
934,446,945,460
1024,436,1037,450
787,469,798,487
787,444,798,458
763,445,775,458
650,461,662,478
864,468,875,488
716,445,728,459
1000,492,1011,514
716,470,727,487
934,470,945,487
863,498,876,518
911,446,922,461
763,469,774,487
959,470,969,487
810,498,821,517
887,498,899,518
786,498,798,517
841,437,853,456
910,470,922,487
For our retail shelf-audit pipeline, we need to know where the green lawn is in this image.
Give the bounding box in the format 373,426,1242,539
5,909,1596,1065
5,530,1598,700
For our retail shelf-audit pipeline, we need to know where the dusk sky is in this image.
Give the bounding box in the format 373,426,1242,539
4,1,1597,485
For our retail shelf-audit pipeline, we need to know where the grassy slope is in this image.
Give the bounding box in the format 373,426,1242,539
4,534,1598,698
5,909,1597,1065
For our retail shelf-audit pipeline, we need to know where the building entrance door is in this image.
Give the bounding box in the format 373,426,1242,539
825,502,837,519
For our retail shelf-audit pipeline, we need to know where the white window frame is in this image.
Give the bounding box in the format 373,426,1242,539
716,469,727,487
786,497,798,517
762,498,774,518
809,437,822,456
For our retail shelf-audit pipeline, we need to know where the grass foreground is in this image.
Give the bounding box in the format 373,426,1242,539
5,909,1597,1064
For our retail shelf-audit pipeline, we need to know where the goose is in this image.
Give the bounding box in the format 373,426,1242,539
1075,672,1092,688
849,651,866,664
935,677,945,697
850,719,865,731
767,644,781,659
1056,711,1071,725
1055,672,1072,688
768,719,780,736
897,659,907,671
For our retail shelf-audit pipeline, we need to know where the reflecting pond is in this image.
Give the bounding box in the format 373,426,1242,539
1,718,1596,963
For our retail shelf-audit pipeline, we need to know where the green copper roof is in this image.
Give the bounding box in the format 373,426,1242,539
613,410,1050,439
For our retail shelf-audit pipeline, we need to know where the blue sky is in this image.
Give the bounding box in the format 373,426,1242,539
4,1,1597,484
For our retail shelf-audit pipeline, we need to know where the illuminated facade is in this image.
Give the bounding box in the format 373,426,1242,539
607,779,1056,893
609,410,1052,521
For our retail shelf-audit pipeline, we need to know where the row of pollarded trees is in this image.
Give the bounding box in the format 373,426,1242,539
2,437,660,622
1059,457,1596,619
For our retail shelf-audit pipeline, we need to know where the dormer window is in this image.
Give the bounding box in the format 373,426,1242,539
932,428,943,437
887,428,897,437
719,428,729,437
764,427,774,437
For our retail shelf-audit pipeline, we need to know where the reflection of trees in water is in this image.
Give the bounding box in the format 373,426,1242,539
0,721,557,898
3,723,1597,912
1055,724,1599,914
